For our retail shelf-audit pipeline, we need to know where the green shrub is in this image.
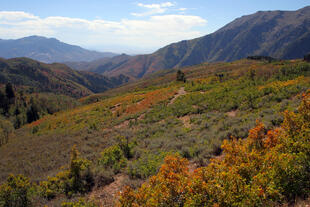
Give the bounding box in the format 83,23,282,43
39,146,93,199
39,171,68,200
0,174,33,207
61,198,97,207
98,145,127,173
0,118,14,146
117,137,136,159
127,152,168,179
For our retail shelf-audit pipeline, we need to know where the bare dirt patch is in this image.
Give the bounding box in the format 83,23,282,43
89,174,129,207
188,161,198,173
226,110,238,117
111,103,121,114
114,120,130,129
179,115,191,128
138,113,145,120
168,87,186,105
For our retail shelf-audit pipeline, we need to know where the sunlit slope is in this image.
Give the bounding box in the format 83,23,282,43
29,86,177,134
0,86,178,181
0,59,309,184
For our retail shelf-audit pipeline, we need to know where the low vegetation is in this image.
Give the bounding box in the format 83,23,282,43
119,91,310,206
0,59,309,206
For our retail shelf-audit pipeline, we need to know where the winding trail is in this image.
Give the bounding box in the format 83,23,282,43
168,87,186,105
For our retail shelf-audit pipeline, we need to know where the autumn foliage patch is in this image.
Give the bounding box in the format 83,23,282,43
118,91,310,206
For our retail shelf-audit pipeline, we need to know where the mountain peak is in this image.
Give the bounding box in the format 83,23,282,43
0,36,117,63
20,35,54,41
299,5,310,10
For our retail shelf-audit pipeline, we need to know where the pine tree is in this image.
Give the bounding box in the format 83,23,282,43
0,90,5,109
5,83,15,100
304,53,310,62
176,70,186,82
26,100,40,123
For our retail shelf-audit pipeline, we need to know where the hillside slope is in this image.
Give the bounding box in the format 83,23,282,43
65,54,132,73
0,57,129,98
73,6,310,79
0,58,309,206
0,36,117,63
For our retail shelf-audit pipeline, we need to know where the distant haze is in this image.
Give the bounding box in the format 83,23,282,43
68,6,310,80
0,36,117,63
0,0,309,53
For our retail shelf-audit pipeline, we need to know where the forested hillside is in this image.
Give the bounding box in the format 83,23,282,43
0,57,129,98
0,57,129,146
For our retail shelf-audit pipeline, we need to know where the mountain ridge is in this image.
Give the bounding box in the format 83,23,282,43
0,57,129,98
0,36,117,63
69,6,310,79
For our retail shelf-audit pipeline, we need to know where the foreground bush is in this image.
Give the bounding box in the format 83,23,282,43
127,152,168,179
0,174,33,207
98,145,127,174
118,91,310,206
40,146,93,199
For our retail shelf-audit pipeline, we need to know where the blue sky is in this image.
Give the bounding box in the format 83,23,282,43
0,0,309,54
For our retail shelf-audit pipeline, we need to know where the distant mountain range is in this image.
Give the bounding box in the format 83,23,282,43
1,7,309,80
65,54,132,72
0,57,128,98
67,6,310,79
0,36,117,63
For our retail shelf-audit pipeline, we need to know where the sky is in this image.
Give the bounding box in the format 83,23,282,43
0,0,309,54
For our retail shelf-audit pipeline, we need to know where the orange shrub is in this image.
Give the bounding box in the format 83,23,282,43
118,91,310,206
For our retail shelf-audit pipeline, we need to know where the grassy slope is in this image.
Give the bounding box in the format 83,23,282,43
0,59,309,203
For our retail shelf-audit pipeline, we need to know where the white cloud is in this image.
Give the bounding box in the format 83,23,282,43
131,2,175,17
179,8,187,11
0,11,207,53
137,2,174,9
0,11,38,22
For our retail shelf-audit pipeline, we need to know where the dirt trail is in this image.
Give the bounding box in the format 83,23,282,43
188,161,198,173
89,174,128,207
179,115,191,128
110,103,121,114
89,163,199,206
112,87,187,129
168,87,186,105
226,110,238,117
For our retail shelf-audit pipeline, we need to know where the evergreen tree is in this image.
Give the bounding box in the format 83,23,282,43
26,99,40,123
216,73,224,82
304,53,310,62
0,90,5,109
5,83,15,100
176,70,186,82
0,119,14,146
